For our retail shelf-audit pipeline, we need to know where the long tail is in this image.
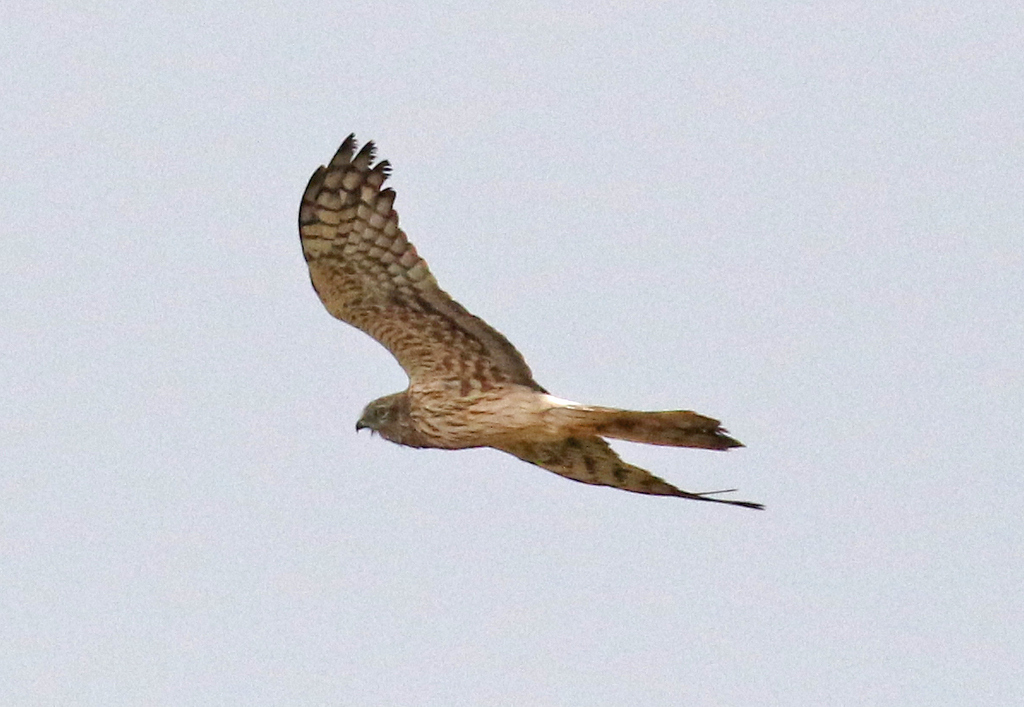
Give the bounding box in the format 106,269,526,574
545,405,743,450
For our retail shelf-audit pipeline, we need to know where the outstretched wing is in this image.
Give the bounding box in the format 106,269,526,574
497,437,764,509
299,135,543,392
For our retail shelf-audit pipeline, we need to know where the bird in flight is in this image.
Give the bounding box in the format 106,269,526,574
299,135,761,509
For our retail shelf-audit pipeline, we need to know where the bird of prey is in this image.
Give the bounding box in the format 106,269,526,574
299,135,761,509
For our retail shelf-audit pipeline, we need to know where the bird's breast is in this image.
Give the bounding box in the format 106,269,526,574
405,384,564,449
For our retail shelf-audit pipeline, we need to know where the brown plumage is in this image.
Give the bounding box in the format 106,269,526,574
299,134,761,510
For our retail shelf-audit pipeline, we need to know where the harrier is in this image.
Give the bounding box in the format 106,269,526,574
299,135,761,509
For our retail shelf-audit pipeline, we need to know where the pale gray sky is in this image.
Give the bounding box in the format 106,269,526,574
2,2,1022,705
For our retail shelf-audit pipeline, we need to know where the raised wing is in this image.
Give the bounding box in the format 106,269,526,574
299,135,543,392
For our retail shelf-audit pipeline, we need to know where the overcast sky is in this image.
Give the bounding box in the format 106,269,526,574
3,2,1022,705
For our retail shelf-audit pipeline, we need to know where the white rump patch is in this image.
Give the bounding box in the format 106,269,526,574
541,394,582,408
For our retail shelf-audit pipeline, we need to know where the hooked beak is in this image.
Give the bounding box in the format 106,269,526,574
355,420,367,432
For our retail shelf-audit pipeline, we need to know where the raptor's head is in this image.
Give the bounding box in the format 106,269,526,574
356,392,419,446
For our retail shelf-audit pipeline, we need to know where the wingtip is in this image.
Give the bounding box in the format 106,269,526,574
709,496,765,510
685,487,764,510
733,498,765,510
327,133,390,176
353,139,377,170
330,134,359,168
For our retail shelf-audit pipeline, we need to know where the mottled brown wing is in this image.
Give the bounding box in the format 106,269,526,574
497,437,764,509
299,135,543,392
